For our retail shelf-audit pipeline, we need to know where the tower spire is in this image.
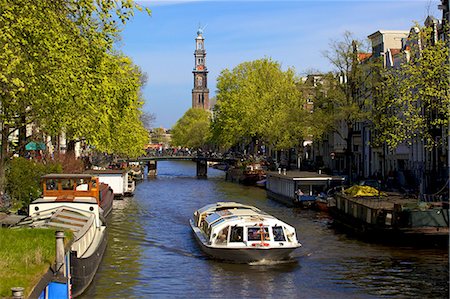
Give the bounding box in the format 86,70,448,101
192,27,209,110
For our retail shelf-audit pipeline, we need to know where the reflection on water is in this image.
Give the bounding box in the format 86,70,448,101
80,198,146,298
81,161,449,299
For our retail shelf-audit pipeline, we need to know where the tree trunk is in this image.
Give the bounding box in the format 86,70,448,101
67,140,76,157
346,124,354,184
18,115,27,157
0,124,10,193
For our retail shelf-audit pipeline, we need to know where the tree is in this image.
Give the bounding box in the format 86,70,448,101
212,58,307,150
373,25,449,149
372,24,449,192
318,32,379,182
151,127,167,145
0,0,151,192
171,108,211,149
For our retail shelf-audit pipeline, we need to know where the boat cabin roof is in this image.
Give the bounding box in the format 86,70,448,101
42,173,96,180
205,208,276,229
86,169,127,175
268,171,345,181
197,202,261,215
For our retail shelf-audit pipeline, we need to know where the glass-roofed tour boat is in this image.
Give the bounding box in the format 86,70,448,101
190,202,301,263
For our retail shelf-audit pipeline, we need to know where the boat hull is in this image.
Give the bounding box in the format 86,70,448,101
190,221,298,263
99,184,114,218
70,228,107,297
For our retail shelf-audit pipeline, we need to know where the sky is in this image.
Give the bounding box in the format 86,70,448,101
116,0,442,129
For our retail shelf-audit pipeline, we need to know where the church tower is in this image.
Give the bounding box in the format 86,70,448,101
192,28,209,110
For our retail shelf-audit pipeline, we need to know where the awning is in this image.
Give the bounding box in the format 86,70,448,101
25,141,46,151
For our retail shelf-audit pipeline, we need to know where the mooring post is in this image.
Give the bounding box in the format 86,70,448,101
11,287,24,299
55,231,65,276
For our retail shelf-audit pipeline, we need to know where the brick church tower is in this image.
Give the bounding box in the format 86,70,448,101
192,28,209,110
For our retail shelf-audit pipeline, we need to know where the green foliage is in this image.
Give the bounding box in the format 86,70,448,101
5,158,62,210
316,32,376,140
0,228,73,298
0,0,150,164
373,25,450,149
151,127,167,144
212,58,307,150
171,108,211,149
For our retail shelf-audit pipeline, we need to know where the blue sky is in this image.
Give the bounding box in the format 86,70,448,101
117,0,441,129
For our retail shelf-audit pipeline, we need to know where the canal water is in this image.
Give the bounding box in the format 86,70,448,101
81,161,449,299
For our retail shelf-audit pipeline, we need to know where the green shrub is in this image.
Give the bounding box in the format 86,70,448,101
5,158,62,211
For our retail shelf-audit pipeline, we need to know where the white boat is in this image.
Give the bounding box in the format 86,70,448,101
190,202,301,263
19,193,107,297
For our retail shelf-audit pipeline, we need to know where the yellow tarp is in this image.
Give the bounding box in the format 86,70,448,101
343,185,386,197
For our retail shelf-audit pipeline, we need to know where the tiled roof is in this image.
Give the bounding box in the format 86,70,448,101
358,53,372,61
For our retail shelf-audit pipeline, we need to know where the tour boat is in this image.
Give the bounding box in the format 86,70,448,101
38,173,114,218
19,192,107,297
190,202,302,263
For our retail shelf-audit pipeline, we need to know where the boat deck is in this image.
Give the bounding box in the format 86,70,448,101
338,192,419,210
33,197,98,204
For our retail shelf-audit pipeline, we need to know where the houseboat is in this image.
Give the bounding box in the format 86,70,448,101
240,163,266,186
331,188,449,246
85,169,134,197
266,171,345,207
38,173,114,218
190,202,301,263
18,192,108,297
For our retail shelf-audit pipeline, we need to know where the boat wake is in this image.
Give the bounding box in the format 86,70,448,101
248,258,298,266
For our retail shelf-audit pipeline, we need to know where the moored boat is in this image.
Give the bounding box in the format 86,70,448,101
39,173,114,218
240,164,266,186
266,171,345,207
331,187,449,246
17,192,107,297
190,202,301,263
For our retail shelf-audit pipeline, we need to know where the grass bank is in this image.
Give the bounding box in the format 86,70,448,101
0,228,72,298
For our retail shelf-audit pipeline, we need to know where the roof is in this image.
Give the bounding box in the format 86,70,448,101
358,53,372,61
367,30,409,39
85,169,126,174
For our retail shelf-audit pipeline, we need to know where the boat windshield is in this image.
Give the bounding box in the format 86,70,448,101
272,226,286,241
46,179,57,191
247,226,270,241
61,179,74,190
215,226,229,245
229,226,243,242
